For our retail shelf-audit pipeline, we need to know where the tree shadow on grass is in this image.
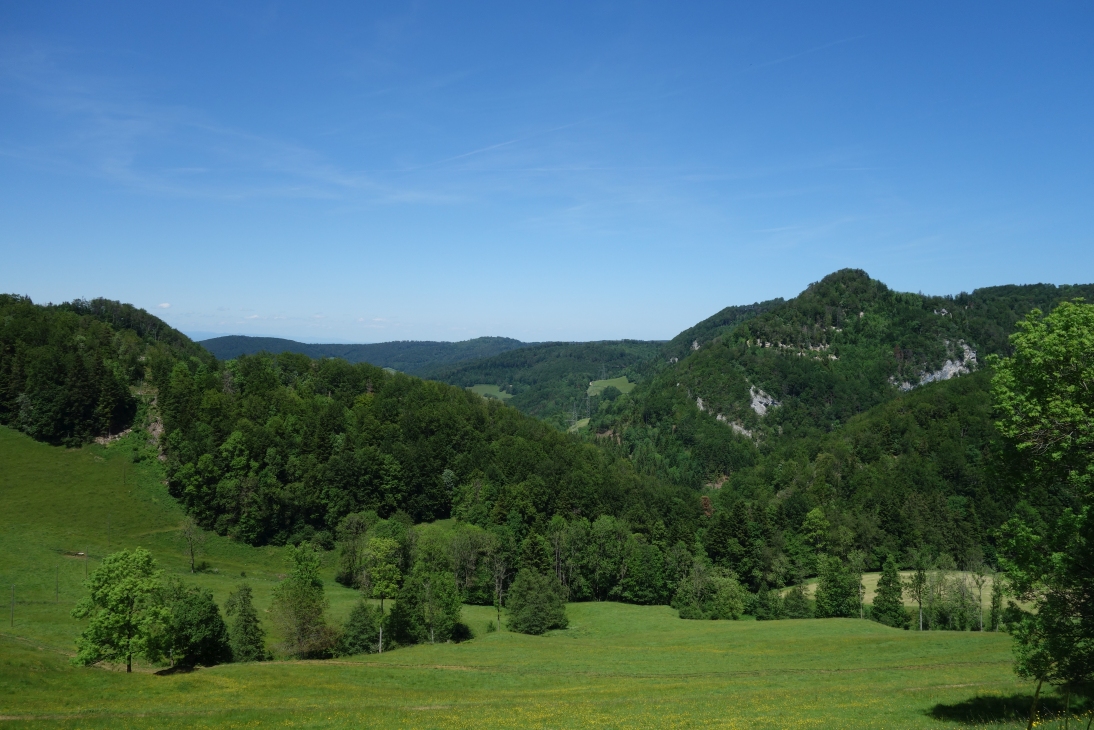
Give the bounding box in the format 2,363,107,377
154,665,197,676
929,693,1088,726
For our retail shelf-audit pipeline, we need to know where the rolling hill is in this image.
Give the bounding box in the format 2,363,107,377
198,335,530,374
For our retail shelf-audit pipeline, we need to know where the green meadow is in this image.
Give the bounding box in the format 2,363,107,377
586,376,634,397
469,384,513,401
0,426,1072,729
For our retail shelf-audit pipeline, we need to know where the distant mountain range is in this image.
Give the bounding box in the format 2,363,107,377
197,335,531,375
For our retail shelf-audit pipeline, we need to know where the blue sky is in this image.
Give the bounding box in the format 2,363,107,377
2,2,1092,343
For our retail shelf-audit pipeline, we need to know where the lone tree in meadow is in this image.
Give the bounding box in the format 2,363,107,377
162,578,232,668
71,547,169,673
179,516,205,574
225,583,267,662
992,301,1094,729
506,569,568,635
872,555,908,628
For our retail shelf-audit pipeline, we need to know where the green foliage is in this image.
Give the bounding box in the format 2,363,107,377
814,555,862,619
420,340,662,427
390,566,463,644
505,569,568,635
754,582,784,621
872,555,909,628
269,542,336,658
224,584,267,662
0,295,135,445
0,295,211,447
362,536,402,608
162,578,232,667
71,547,169,671
338,600,383,656
782,584,813,619
993,301,1094,693
160,350,696,546
673,559,746,620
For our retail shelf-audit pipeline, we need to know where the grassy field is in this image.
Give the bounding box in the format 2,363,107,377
0,426,1075,729
788,572,998,611
469,384,513,401
586,376,635,397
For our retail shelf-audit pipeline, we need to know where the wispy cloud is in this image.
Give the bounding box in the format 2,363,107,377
0,41,444,202
748,35,867,72
157,302,170,308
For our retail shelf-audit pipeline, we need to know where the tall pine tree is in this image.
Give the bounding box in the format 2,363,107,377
872,555,908,628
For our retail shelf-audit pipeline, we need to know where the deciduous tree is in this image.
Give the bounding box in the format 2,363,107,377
72,547,169,673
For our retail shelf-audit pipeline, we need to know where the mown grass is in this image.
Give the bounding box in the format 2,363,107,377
469,384,513,401
0,426,1069,729
586,376,634,397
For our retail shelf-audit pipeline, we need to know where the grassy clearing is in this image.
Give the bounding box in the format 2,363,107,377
0,426,1067,729
567,417,590,433
785,573,998,610
469,384,513,401
587,376,634,397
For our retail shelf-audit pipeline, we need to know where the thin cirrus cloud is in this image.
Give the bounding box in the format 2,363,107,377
0,42,434,203
157,302,170,308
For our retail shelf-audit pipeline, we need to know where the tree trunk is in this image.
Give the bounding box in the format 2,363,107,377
918,602,923,631
378,625,383,654
1027,678,1043,730
1064,687,1070,730
127,651,132,673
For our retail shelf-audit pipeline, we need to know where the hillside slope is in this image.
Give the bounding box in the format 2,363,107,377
199,335,530,374
420,340,664,428
0,294,211,446
593,269,1094,487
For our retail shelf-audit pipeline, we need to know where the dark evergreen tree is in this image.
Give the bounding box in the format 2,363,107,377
225,584,267,662
338,600,383,656
783,584,813,619
519,534,552,575
754,581,783,621
871,555,909,628
506,569,568,635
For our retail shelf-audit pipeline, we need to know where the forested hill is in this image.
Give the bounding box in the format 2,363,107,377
418,340,664,428
591,270,1094,489
199,335,530,374
656,298,785,365
0,294,210,446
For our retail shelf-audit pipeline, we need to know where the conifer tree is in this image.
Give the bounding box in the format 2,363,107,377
754,581,783,621
872,555,908,628
225,583,267,662
783,583,813,619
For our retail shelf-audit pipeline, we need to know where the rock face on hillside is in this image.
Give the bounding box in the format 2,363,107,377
892,341,977,392
749,386,779,416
